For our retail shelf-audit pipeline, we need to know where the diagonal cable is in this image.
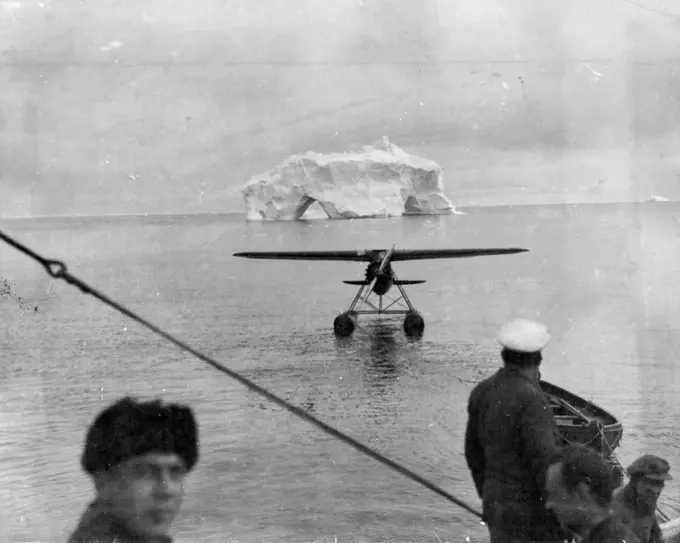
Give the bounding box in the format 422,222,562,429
0,227,484,520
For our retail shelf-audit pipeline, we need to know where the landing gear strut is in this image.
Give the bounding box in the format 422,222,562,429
333,280,425,339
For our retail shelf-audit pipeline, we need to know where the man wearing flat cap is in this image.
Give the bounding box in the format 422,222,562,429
67,396,199,543
611,454,672,543
465,319,568,543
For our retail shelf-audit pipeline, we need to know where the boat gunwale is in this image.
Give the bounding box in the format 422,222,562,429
540,379,620,427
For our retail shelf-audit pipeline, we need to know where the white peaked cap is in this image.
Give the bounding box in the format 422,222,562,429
497,319,551,353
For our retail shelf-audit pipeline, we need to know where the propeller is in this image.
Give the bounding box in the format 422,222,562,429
357,244,395,311
378,244,395,274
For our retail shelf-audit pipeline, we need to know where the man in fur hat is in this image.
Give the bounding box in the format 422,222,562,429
67,396,199,543
465,319,568,543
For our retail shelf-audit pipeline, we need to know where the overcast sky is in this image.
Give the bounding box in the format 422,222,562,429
1,0,679,217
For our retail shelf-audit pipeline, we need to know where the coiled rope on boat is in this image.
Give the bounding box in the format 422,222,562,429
0,228,484,521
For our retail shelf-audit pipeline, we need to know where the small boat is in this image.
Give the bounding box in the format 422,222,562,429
541,381,680,541
540,380,623,456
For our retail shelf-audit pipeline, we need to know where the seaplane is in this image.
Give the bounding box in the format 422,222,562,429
233,246,529,337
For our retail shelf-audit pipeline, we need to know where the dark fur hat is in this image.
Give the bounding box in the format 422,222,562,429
81,397,199,475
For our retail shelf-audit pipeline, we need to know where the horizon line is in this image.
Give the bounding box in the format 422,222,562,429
0,199,674,222
1,58,678,68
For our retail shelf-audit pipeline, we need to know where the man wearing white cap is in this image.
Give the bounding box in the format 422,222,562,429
465,319,567,543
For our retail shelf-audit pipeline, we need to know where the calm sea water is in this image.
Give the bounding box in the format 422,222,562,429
1,203,680,543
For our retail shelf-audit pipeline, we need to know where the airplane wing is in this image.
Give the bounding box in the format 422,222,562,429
233,248,528,262
389,248,528,261
232,250,380,262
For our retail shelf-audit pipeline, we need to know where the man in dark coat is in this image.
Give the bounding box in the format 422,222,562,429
465,318,567,543
611,455,672,543
67,396,200,543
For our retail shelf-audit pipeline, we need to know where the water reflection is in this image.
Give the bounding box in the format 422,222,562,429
353,321,407,398
366,322,399,370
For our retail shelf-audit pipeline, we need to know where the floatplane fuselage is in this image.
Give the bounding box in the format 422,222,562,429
341,245,425,297
233,244,528,338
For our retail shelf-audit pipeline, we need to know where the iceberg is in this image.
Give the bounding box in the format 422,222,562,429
241,137,457,221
